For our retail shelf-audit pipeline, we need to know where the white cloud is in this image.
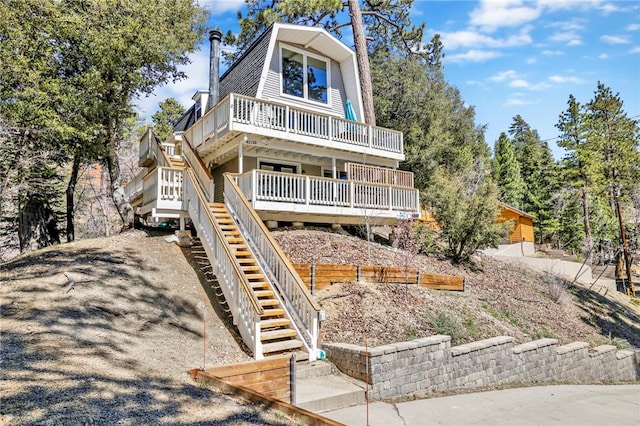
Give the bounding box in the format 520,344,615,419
600,35,631,44
440,27,532,50
445,49,503,63
504,97,531,106
627,24,640,31
469,0,542,32
548,75,585,84
542,50,564,56
526,57,537,64
549,31,582,46
630,46,640,54
509,79,530,88
599,53,609,59
198,0,245,15
136,47,210,118
490,70,519,82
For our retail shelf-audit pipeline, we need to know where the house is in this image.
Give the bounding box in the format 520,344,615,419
124,23,420,361
492,202,536,256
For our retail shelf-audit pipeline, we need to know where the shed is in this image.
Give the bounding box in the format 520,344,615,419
497,203,535,244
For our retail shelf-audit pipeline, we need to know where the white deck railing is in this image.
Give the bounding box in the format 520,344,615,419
347,163,414,188
124,171,144,202
140,167,184,212
182,93,403,156
184,169,265,358
236,170,420,215
224,173,324,361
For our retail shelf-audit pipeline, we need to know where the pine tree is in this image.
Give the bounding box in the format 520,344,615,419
492,132,524,208
556,94,598,262
152,98,186,142
509,115,559,244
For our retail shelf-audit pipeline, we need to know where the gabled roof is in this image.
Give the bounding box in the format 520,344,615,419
498,202,536,220
256,23,364,119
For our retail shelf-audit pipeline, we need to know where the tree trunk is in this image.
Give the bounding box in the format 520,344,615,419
347,0,376,126
580,185,592,266
104,130,133,230
18,196,60,253
66,155,81,242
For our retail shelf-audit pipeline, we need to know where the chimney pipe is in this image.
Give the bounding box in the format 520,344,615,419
207,29,222,112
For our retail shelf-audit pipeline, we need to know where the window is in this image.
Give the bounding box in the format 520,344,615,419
281,46,328,104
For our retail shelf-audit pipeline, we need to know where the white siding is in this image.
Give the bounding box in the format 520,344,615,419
259,42,347,117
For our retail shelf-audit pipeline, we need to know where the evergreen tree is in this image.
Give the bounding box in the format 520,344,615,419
152,98,186,142
492,132,524,208
585,82,640,277
508,115,559,244
372,52,503,262
556,94,598,262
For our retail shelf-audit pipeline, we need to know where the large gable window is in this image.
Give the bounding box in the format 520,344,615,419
281,46,328,104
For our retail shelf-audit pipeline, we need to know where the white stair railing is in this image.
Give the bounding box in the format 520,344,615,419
224,173,324,361
183,168,265,358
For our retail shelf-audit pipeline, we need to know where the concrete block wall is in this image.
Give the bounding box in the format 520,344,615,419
323,336,639,400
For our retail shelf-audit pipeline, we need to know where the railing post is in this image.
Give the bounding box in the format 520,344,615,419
285,105,290,133
350,182,355,208
389,186,393,211
229,94,234,131
289,354,297,405
367,125,372,149
305,176,310,205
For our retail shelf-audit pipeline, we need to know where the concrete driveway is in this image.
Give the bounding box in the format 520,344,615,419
323,384,640,426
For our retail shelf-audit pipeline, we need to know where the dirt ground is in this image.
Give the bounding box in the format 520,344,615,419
272,227,640,349
2,227,638,425
0,229,298,425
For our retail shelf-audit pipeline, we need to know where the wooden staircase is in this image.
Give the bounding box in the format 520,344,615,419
168,156,185,169
208,202,304,357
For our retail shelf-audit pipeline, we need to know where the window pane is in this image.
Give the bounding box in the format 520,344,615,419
282,49,304,98
307,56,327,103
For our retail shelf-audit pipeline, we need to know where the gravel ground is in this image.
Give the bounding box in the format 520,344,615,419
1,230,297,425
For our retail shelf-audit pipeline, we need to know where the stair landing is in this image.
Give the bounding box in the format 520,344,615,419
295,361,366,412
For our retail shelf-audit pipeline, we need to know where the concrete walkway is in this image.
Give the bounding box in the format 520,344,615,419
323,384,640,426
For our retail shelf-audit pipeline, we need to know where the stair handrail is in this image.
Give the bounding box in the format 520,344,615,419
181,135,215,202
185,168,263,316
223,173,324,359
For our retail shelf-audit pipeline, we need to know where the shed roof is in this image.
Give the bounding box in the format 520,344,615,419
498,202,536,220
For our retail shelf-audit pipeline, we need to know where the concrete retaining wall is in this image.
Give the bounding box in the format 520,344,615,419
323,336,639,400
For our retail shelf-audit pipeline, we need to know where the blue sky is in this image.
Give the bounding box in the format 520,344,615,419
137,0,640,159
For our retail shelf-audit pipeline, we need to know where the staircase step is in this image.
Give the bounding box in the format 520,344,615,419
237,258,257,264
223,230,241,236
230,244,248,250
245,273,265,280
251,282,270,290
242,265,261,272
234,250,252,257
261,308,285,318
254,290,275,298
261,318,292,329
262,339,304,354
261,329,298,341
259,299,280,307
226,237,244,244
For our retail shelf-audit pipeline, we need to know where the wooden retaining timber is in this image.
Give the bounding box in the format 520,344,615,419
293,263,465,292
188,366,345,426
200,355,291,402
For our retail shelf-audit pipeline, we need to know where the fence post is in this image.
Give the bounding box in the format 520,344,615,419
310,264,315,295
290,353,297,406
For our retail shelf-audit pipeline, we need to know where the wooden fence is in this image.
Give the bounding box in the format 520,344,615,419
293,263,465,292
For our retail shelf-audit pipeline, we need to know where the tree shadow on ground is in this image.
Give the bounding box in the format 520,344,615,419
572,285,640,348
0,230,293,425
